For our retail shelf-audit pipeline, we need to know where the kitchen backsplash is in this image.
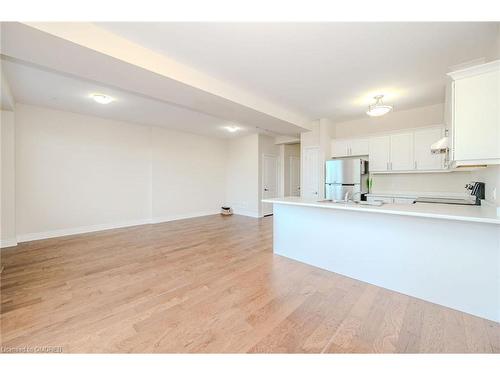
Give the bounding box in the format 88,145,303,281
371,166,500,204
370,170,473,195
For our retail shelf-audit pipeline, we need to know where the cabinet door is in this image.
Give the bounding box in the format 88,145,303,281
390,133,414,171
331,139,349,157
454,70,500,161
369,136,391,172
414,127,444,170
350,139,369,156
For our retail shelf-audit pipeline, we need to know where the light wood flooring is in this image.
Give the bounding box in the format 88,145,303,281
1,214,499,353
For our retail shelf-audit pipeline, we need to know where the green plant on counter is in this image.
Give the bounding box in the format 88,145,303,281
366,177,373,193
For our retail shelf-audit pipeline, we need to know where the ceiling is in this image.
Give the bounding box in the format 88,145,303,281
2,58,255,138
97,22,499,122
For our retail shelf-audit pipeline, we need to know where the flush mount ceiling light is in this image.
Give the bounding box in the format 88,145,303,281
90,93,115,104
224,126,240,133
366,95,393,117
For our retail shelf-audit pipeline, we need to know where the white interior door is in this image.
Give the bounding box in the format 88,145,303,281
303,147,320,199
262,154,279,216
289,156,300,196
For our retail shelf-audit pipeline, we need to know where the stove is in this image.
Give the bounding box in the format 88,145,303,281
414,197,477,206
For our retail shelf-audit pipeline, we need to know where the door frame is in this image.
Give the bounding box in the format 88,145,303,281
302,146,321,199
289,155,301,196
261,153,280,216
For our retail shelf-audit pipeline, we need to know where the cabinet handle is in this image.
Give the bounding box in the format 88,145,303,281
387,162,389,170
414,161,417,170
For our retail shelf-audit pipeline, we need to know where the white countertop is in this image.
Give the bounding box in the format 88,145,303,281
262,196,500,225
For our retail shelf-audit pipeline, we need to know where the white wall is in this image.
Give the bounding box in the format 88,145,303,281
370,171,473,195
11,104,230,242
1,110,16,247
472,165,500,205
152,126,226,222
3,103,288,244
15,104,152,240
225,134,259,217
334,103,444,139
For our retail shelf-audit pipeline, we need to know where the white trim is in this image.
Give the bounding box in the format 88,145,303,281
261,153,280,216
289,155,301,197
232,208,261,218
16,218,152,243
151,210,220,224
448,60,500,80
0,238,18,248
15,211,226,244
332,124,445,142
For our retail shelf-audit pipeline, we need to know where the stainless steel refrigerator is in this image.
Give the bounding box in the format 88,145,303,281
325,158,368,201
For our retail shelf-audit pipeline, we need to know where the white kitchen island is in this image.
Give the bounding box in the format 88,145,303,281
262,197,500,322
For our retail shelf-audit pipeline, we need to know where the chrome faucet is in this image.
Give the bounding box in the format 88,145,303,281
344,191,351,202
345,191,361,202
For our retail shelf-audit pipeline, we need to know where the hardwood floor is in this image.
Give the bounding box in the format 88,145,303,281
1,214,498,353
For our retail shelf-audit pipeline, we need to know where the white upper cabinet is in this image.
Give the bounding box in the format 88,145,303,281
331,139,349,157
350,139,369,156
414,127,444,170
331,138,369,157
448,61,500,165
390,132,414,171
369,136,391,172
368,127,445,173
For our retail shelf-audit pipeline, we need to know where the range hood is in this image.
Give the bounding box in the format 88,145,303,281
430,130,487,169
430,136,449,154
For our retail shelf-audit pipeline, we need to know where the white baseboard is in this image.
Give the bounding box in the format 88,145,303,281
14,211,225,244
152,210,220,224
0,238,18,249
232,208,261,218
16,218,152,243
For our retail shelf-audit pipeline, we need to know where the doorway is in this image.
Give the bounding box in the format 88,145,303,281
262,154,279,216
302,146,320,199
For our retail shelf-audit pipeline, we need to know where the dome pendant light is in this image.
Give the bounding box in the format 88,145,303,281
366,95,393,117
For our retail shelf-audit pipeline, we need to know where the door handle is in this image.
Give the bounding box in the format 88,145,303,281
264,187,269,191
